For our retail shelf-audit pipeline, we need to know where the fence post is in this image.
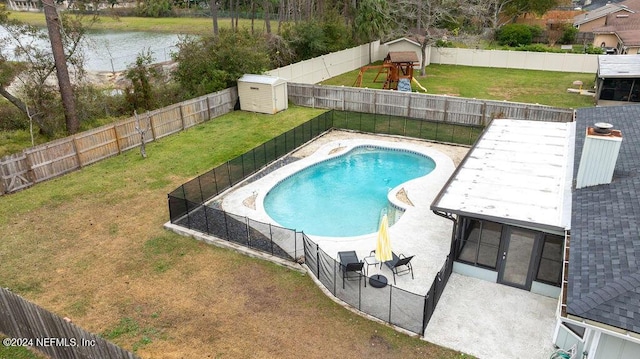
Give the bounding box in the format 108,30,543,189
206,95,212,121
179,104,186,130
149,114,157,140
112,125,122,154
312,85,316,109
223,210,230,239
406,94,412,118
316,244,320,281
203,203,210,234
388,284,393,323
422,293,430,334
443,97,449,123
269,224,274,255
245,217,251,247
197,176,205,203
72,137,83,168
481,102,487,127
372,90,377,114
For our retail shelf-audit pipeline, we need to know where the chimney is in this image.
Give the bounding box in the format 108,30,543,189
576,122,622,189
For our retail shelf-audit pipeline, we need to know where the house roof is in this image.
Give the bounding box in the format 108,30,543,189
574,2,635,26
593,12,640,46
598,55,640,78
568,105,640,335
579,0,627,11
431,119,574,233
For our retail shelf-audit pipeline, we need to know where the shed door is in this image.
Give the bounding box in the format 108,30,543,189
497,227,537,290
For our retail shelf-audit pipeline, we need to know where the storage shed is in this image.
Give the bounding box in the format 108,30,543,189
237,74,288,114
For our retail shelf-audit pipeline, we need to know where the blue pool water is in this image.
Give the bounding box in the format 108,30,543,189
263,146,435,237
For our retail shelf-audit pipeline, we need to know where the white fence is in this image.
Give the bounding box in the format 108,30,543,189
266,40,598,85
428,47,599,73
265,41,384,83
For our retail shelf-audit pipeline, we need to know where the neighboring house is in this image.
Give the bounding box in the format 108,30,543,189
578,0,629,11
573,0,640,53
592,12,640,54
595,55,640,106
431,105,640,357
554,105,640,358
573,1,636,32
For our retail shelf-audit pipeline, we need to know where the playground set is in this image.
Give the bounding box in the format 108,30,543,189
353,51,427,92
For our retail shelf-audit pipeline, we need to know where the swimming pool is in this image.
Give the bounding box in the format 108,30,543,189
263,146,435,237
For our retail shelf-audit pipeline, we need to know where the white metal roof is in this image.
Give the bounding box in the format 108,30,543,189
598,55,640,78
432,119,575,232
238,74,286,85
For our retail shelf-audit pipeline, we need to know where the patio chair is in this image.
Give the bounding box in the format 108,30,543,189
384,253,414,285
338,251,366,288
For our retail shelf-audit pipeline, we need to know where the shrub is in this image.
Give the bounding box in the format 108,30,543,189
135,0,173,17
0,102,28,131
559,25,578,45
435,39,454,48
172,29,271,97
496,24,536,47
515,44,563,53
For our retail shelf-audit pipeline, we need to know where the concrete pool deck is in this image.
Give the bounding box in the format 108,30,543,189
204,130,560,358
217,130,469,294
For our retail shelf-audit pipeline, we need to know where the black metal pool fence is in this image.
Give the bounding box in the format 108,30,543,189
167,110,473,334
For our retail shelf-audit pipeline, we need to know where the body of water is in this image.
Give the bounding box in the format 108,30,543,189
0,26,183,71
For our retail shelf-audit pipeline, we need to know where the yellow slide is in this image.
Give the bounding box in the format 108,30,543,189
412,77,427,93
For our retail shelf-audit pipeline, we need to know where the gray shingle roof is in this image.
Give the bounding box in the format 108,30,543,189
569,104,640,334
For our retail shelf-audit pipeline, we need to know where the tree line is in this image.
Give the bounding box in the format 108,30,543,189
0,0,562,139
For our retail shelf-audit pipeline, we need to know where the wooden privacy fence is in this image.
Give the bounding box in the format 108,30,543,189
288,83,575,125
0,87,238,195
0,287,138,359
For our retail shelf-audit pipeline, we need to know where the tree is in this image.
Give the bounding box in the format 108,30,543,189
391,0,461,75
42,0,79,134
210,0,219,35
0,6,88,136
172,29,271,96
465,0,560,31
124,50,159,111
354,0,392,64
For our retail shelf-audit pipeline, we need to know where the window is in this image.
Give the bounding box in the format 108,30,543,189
457,218,501,269
536,234,564,286
458,219,480,263
600,78,637,102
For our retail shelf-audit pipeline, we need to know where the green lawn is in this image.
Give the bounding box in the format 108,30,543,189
9,12,264,35
0,105,472,358
0,336,46,359
320,63,596,109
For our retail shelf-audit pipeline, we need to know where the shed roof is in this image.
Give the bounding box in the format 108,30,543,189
383,37,422,48
568,105,640,335
238,74,286,85
598,55,640,78
431,119,574,232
